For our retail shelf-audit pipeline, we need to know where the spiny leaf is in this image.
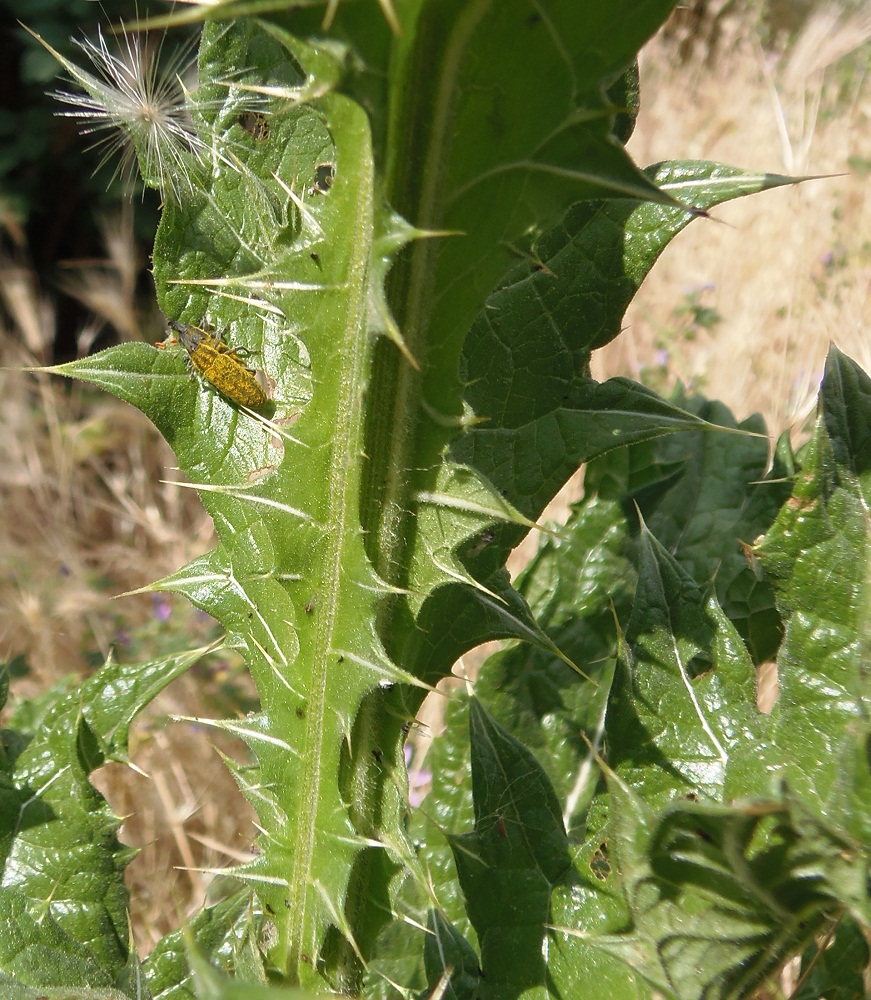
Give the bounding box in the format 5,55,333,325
585,391,794,663
421,910,482,1000
442,701,571,995
376,152,806,983
402,162,800,687
755,345,871,839
0,651,197,991
572,773,838,1000
367,2,697,687
143,890,264,999
603,525,767,810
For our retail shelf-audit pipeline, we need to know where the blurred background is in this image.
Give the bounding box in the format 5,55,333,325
0,0,869,955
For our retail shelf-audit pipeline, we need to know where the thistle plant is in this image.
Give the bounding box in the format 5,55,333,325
5,3,869,999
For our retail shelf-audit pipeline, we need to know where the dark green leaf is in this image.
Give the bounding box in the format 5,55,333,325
445,701,571,995
422,910,483,1000
585,390,794,662
579,776,837,1000
0,651,197,992
756,347,871,833
410,164,802,686
604,527,766,811
143,889,265,999
794,917,870,1000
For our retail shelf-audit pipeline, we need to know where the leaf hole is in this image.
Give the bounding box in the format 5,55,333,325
590,842,610,880
311,161,335,193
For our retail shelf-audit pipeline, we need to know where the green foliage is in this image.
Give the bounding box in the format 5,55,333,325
0,650,198,994
4,2,868,998
415,346,870,1000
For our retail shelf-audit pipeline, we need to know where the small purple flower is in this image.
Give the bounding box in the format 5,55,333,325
152,594,172,621
405,744,432,807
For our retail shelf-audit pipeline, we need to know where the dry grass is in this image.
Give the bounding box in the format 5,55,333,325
595,3,871,439
92,683,258,952
0,215,257,948
0,2,867,968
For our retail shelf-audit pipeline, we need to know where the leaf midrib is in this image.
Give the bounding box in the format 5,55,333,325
285,102,376,974
365,0,492,590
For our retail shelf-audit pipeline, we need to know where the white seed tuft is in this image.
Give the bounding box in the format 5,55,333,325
28,22,213,202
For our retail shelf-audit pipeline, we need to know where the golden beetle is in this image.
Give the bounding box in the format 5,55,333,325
167,320,268,410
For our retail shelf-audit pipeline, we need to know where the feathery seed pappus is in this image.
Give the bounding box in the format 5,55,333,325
169,320,268,409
